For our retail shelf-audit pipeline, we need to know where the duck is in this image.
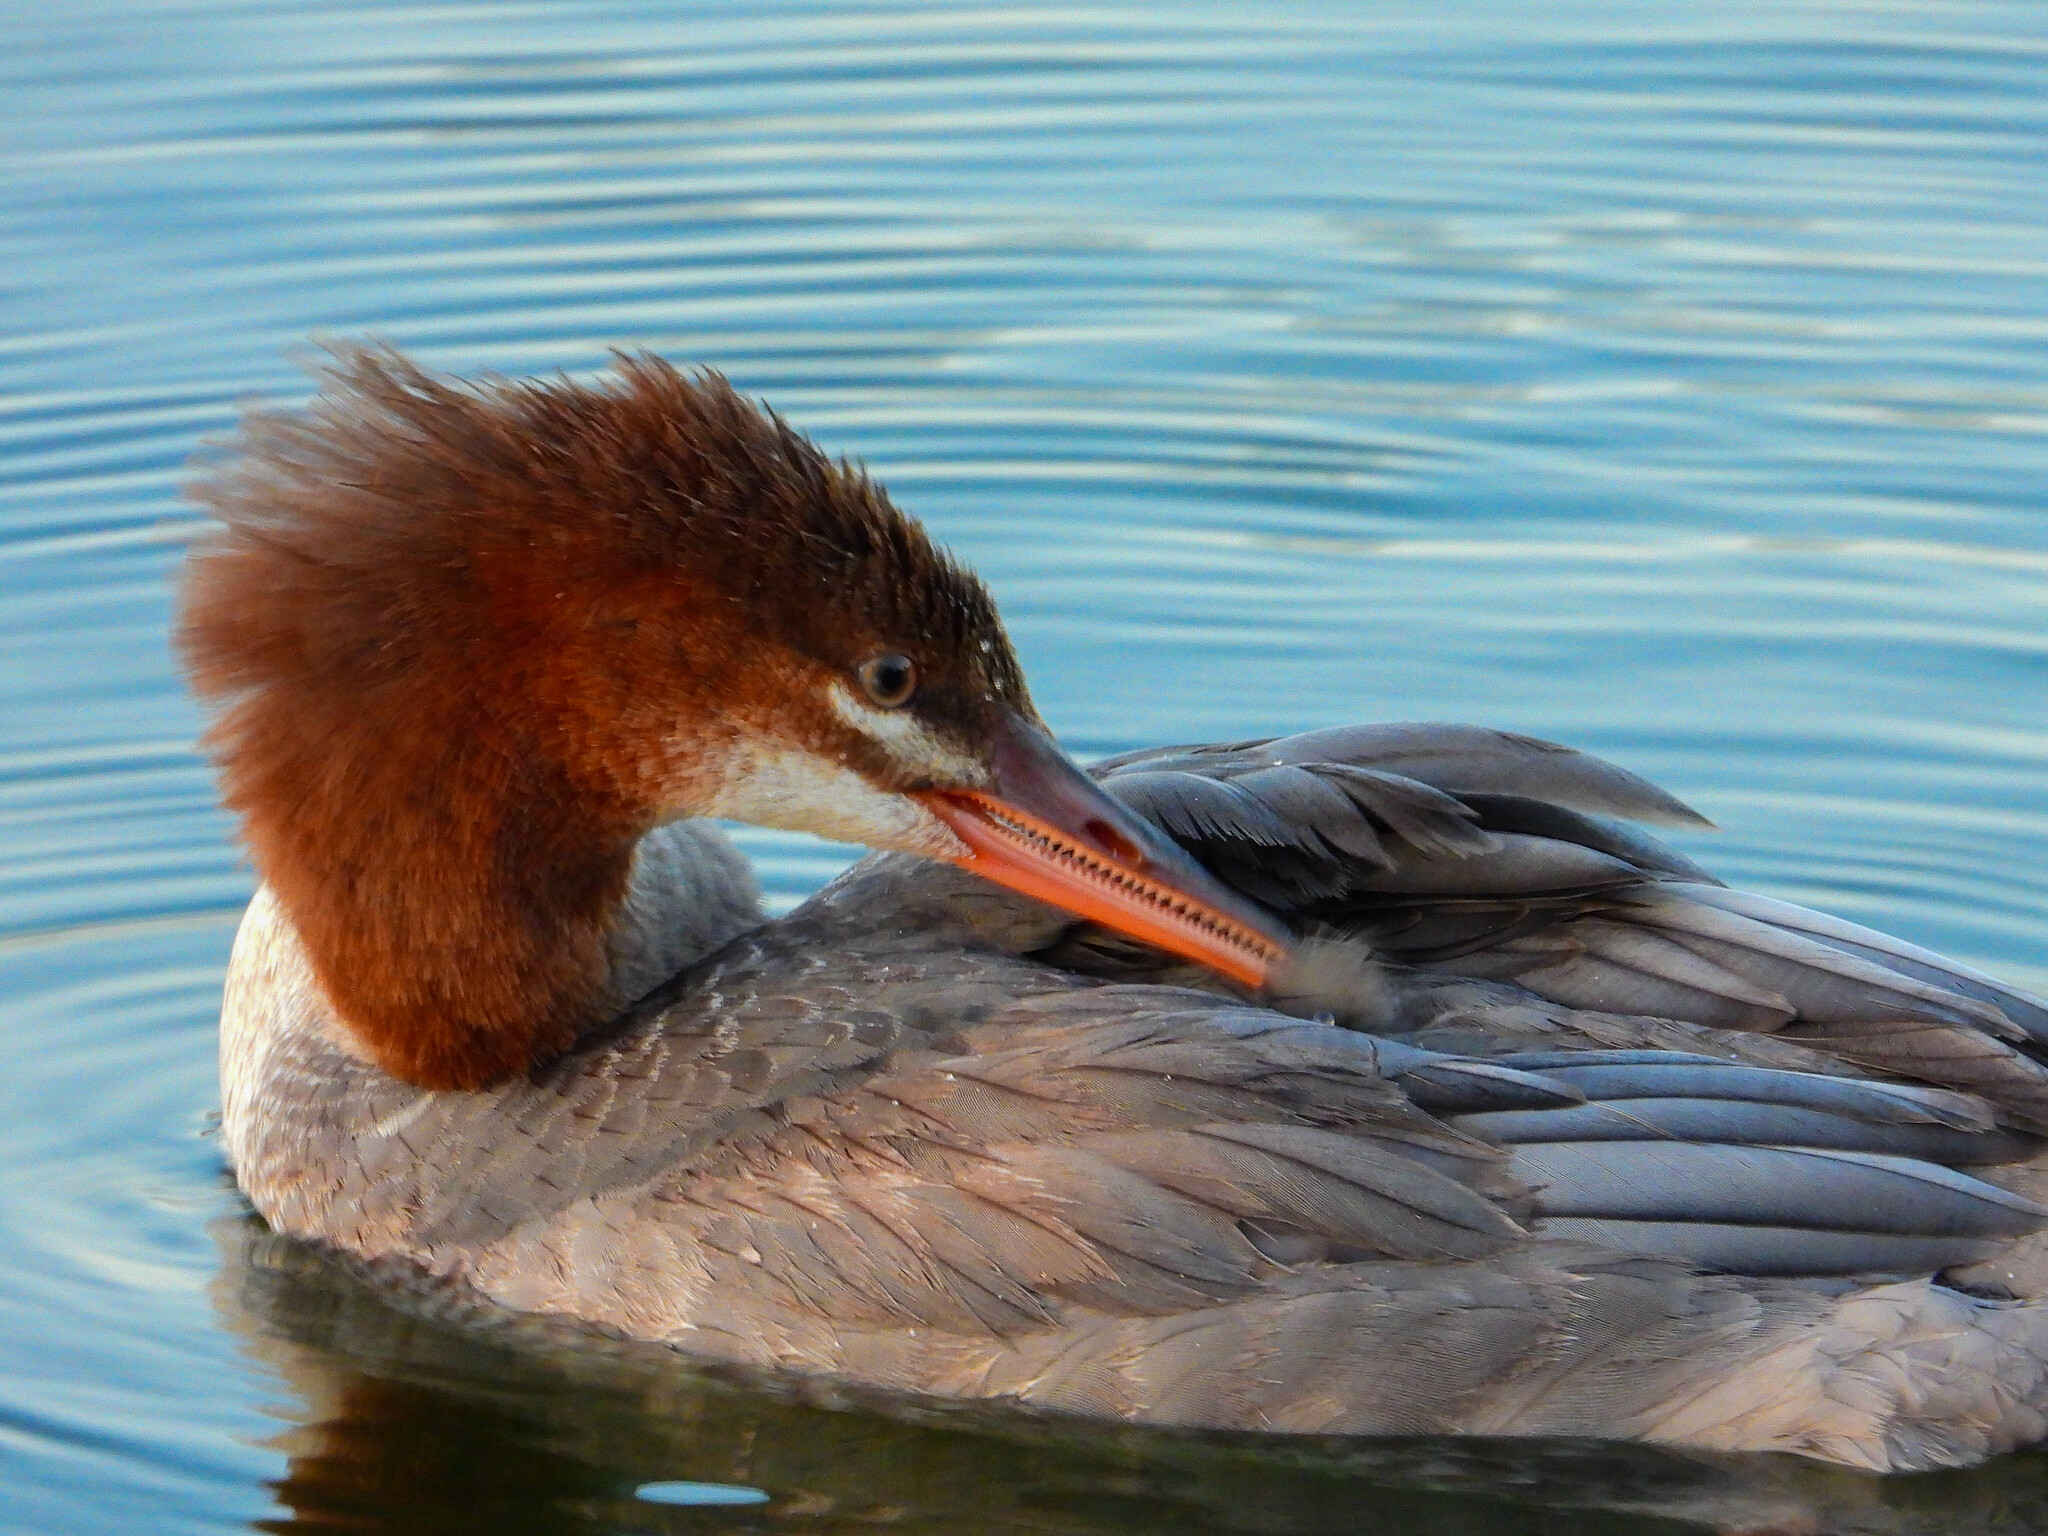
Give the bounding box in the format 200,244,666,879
182,346,2048,1474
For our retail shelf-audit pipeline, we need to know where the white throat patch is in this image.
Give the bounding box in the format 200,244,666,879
693,735,966,860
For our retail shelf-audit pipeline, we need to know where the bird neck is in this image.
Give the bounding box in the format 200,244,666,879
246,734,653,1089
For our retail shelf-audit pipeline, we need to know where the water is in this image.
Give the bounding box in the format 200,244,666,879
3,1,2047,1529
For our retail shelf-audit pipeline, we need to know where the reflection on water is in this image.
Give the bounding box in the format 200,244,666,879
3,0,2048,1530
218,1213,2048,1536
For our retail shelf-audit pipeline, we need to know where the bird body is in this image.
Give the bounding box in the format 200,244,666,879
187,350,2048,1472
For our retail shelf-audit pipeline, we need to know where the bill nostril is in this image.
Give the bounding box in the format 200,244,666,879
1085,818,1144,867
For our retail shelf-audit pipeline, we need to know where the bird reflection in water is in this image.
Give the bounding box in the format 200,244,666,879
207,1210,2048,1536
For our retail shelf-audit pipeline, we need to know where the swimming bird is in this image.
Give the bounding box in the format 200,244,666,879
183,348,2048,1473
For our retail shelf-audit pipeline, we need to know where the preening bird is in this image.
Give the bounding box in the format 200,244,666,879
184,348,2048,1473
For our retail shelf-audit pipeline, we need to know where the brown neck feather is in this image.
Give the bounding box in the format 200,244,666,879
234,684,645,1090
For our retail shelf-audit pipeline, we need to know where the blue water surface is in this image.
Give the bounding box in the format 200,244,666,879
2,2,2047,1531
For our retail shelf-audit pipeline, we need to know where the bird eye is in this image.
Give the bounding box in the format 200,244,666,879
857,653,918,709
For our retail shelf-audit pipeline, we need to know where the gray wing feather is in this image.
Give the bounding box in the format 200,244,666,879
1340,835,1641,898
1680,884,2048,1044
1778,1017,2048,1133
1457,1098,2033,1163
1485,930,1797,1030
1457,793,1722,883
1533,1220,2010,1277
1231,766,1423,861
1100,723,1711,828
1103,770,1321,853
1507,1141,2045,1235
1625,891,2020,1035
1259,724,1714,828
1307,765,1500,858
1490,1051,1995,1129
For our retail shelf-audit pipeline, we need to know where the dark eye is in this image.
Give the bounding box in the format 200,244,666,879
857,653,918,709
